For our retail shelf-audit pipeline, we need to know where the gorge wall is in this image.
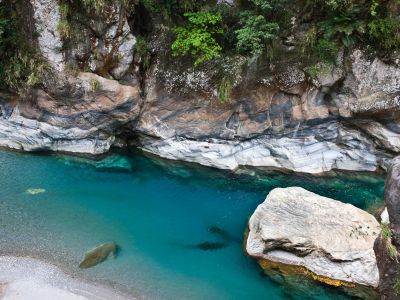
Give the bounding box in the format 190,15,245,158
1,0,400,173
374,156,400,299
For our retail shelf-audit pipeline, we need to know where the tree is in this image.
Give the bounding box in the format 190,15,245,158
235,12,279,57
171,11,223,66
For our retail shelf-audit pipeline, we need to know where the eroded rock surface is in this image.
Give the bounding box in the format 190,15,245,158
136,50,399,173
29,0,64,72
246,187,380,287
0,73,141,154
2,0,400,174
374,157,400,299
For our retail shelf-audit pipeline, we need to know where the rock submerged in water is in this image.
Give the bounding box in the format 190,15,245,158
246,187,380,288
79,242,117,269
26,188,46,195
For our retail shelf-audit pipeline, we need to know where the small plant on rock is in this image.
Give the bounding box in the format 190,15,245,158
381,223,399,262
89,78,101,92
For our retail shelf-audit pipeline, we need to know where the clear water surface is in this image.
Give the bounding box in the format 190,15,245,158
0,149,385,299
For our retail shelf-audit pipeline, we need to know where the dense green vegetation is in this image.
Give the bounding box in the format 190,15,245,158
172,12,224,66
0,3,46,94
0,0,399,94
168,0,400,67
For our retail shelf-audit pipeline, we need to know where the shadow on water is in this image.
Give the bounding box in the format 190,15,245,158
22,148,385,212
135,149,385,211
208,225,242,243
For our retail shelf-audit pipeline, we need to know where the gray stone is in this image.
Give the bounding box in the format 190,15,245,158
380,208,389,225
246,187,380,287
79,242,117,269
30,0,64,71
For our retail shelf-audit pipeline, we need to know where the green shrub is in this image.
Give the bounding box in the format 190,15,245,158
140,0,208,20
134,36,151,69
217,76,233,103
315,38,338,63
0,4,47,94
305,62,332,79
57,20,72,39
250,0,274,12
395,275,400,296
235,12,279,57
319,10,366,48
368,17,400,51
381,223,399,262
171,11,223,66
89,78,101,92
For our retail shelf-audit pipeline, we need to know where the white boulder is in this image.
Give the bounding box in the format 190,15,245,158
246,187,380,288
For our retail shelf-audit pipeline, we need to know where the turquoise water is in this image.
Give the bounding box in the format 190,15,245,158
0,149,385,299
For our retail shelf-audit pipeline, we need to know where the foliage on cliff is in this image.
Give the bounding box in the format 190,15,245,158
172,12,223,66
0,2,46,94
166,0,400,66
1,0,399,94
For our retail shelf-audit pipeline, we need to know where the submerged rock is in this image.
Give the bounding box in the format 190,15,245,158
79,242,117,269
246,187,380,288
95,154,133,172
26,188,46,195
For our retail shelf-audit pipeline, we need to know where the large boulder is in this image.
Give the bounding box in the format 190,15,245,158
246,187,380,288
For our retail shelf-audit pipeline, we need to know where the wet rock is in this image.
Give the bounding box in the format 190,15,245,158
79,242,117,269
246,187,380,288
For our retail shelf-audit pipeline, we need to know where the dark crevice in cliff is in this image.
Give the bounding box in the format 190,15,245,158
374,157,400,299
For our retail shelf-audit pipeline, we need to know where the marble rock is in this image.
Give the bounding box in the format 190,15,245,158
246,187,380,287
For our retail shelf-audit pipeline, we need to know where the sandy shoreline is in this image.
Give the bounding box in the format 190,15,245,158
0,256,134,300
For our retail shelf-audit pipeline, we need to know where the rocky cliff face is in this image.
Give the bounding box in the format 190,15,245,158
374,157,400,299
1,0,400,174
0,73,141,154
136,49,400,173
